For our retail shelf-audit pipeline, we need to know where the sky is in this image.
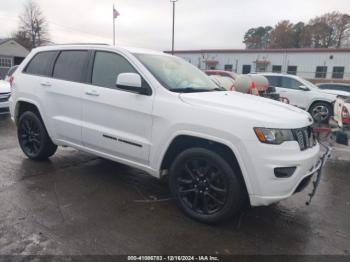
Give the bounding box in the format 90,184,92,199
1,0,350,51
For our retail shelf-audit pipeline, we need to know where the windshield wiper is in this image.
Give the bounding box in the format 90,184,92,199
211,87,225,91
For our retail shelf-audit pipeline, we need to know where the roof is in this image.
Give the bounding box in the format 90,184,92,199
34,44,168,56
0,38,11,45
165,48,350,54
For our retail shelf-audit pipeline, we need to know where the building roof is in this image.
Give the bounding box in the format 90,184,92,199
0,38,29,57
165,48,350,54
0,38,10,45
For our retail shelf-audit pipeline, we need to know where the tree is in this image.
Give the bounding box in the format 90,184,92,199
299,25,313,48
331,12,350,48
269,20,295,48
11,30,32,50
12,0,49,50
308,15,334,48
242,11,350,49
305,12,350,48
293,22,305,48
243,26,272,49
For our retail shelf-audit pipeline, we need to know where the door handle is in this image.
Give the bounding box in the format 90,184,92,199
85,91,100,97
40,81,51,87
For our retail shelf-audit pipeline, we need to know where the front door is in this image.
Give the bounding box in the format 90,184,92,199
82,51,154,165
278,76,310,110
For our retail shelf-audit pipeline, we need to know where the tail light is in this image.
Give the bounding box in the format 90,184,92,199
9,75,14,88
342,106,350,124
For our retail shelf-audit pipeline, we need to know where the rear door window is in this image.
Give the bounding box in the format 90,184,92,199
25,51,57,76
53,50,89,82
265,75,281,87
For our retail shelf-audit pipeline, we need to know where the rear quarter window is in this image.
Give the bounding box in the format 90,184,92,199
24,51,57,76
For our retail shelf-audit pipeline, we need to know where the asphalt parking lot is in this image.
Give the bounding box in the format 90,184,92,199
0,114,349,256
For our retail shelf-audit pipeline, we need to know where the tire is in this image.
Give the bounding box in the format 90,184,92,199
17,111,57,160
309,102,332,123
169,148,244,224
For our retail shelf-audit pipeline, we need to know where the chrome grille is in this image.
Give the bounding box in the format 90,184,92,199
293,127,316,151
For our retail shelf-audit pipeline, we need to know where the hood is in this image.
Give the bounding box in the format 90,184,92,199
319,89,350,97
0,80,11,94
179,91,313,128
303,84,337,101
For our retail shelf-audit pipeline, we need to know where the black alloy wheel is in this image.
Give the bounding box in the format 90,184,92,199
169,148,244,224
18,111,57,160
19,116,42,156
177,158,228,215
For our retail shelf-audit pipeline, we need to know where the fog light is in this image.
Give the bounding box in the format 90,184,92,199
274,167,296,178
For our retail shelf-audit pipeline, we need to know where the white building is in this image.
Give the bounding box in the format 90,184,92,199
167,48,350,81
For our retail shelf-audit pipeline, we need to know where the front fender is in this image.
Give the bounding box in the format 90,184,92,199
151,129,254,196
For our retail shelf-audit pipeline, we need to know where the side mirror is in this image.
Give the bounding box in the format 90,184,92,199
116,73,149,95
299,85,310,91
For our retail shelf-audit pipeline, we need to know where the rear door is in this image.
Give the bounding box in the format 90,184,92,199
82,51,154,165
40,50,90,145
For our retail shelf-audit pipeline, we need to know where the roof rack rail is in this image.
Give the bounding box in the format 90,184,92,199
52,43,110,46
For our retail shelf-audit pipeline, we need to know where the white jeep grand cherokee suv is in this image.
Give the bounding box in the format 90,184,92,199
10,45,324,223
260,73,337,123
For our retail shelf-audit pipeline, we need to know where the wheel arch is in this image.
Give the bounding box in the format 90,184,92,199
159,134,252,201
14,99,46,126
307,99,335,112
307,99,334,113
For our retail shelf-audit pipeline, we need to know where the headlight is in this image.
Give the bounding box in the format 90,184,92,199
254,127,295,144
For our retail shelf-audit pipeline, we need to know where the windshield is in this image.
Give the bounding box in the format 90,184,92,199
134,53,222,93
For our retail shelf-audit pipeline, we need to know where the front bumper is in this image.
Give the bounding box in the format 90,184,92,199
0,92,10,114
0,101,10,114
243,140,323,206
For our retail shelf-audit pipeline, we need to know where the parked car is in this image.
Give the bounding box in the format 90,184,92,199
0,80,11,115
317,82,350,97
10,45,325,223
260,73,337,123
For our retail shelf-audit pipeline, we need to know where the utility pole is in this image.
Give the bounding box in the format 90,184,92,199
113,4,116,46
170,0,178,55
